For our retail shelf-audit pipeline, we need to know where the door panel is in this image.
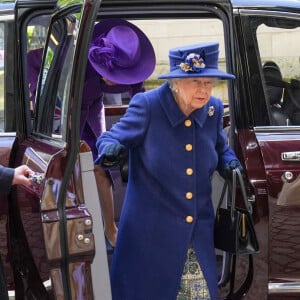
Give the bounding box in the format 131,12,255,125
256,131,300,292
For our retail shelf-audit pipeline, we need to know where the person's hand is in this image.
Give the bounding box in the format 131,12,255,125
12,165,34,186
102,143,127,167
223,159,243,180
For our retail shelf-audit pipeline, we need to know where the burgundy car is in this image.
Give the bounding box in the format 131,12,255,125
0,0,299,299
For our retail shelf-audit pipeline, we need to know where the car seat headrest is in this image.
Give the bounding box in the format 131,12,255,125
262,61,283,105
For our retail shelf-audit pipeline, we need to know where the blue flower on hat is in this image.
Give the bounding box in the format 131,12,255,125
179,53,206,73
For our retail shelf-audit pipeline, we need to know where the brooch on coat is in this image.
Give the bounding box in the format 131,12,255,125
208,106,215,117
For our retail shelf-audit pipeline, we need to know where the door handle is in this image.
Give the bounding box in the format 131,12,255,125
281,151,300,161
29,172,45,185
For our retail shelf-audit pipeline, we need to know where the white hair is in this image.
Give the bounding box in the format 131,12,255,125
168,78,180,92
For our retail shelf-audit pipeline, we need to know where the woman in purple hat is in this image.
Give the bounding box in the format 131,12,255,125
96,41,242,300
82,19,156,248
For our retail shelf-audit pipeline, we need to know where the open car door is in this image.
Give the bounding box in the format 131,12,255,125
3,0,110,299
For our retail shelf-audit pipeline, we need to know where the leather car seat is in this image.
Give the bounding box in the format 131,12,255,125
282,78,300,125
262,61,291,125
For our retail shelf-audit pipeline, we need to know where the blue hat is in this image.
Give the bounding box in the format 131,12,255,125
158,42,235,80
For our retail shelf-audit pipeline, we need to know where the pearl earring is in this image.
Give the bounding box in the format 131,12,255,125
170,86,179,93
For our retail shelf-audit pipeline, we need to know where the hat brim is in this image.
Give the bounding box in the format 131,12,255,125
158,67,235,80
89,18,156,85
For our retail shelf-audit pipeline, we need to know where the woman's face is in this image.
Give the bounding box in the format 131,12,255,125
172,77,215,116
102,77,117,86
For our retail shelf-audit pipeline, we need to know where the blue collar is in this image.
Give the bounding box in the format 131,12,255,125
158,82,211,128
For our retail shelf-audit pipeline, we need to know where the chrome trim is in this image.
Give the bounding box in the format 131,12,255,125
29,172,45,185
281,151,300,161
235,9,300,20
283,171,294,180
254,126,300,132
269,282,300,294
250,179,266,183
0,15,14,21
0,132,16,137
8,278,52,299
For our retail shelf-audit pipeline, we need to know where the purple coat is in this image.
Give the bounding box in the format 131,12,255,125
27,48,44,105
96,82,238,300
81,63,144,159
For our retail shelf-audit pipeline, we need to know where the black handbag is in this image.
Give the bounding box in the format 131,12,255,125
214,168,259,255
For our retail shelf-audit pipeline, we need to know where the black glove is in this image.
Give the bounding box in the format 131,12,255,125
102,143,126,167
223,159,243,180
120,157,128,183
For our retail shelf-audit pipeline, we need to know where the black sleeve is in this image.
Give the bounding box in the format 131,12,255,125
0,165,14,194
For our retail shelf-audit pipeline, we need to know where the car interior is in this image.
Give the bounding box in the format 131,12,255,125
263,60,300,126
263,61,289,126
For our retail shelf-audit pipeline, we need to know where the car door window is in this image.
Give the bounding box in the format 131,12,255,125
33,15,77,139
0,10,48,134
0,16,15,132
0,22,4,131
253,16,300,127
26,15,50,113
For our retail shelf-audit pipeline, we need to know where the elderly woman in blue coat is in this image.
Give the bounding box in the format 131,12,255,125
96,42,242,300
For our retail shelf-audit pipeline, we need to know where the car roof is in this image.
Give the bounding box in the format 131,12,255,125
0,3,14,10
232,0,300,10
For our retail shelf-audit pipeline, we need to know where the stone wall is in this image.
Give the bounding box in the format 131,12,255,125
132,19,300,101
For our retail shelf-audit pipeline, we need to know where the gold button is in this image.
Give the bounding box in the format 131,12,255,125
184,119,192,127
186,192,193,200
185,144,193,151
186,216,193,223
186,168,193,176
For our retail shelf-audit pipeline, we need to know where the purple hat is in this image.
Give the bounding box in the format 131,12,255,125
158,42,235,80
88,19,156,85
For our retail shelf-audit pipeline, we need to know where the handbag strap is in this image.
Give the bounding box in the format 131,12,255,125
218,169,255,299
216,175,235,222
224,169,255,299
216,181,229,210
235,168,252,213
217,168,252,214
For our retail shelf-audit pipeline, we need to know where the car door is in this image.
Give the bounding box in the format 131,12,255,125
1,0,110,299
233,3,300,299
0,2,56,298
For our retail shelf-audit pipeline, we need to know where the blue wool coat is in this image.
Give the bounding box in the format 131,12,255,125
96,82,238,300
